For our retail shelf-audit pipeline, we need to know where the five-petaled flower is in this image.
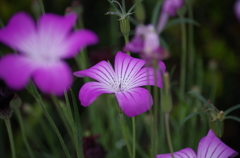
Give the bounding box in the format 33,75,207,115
74,51,166,117
156,129,238,158
0,12,98,95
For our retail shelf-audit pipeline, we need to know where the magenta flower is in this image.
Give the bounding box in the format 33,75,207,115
235,0,240,21
156,129,238,158
124,24,169,63
0,12,98,95
74,51,166,117
157,0,183,33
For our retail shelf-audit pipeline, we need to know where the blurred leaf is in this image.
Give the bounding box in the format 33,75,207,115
224,116,240,123
223,104,240,117
70,89,84,158
216,119,222,137
188,91,212,109
151,1,162,27
164,18,200,30
179,111,205,131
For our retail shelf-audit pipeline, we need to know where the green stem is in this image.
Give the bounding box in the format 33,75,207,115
187,2,195,90
132,117,136,158
153,60,159,156
165,113,174,158
119,112,132,158
124,35,130,55
179,15,187,100
4,119,16,158
38,0,45,14
28,83,72,158
15,109,36,158
39,100,72,158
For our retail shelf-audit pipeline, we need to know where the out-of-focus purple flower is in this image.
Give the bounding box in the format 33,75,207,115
157,0,183,33
74,51,166,117
156,129,238,158
0,12,98,95
124,24,169,63
234,0,240,21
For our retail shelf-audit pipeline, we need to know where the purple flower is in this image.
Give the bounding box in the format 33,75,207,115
156,129,238,158
157,0,183,33
0,12,98,95
124,24,169,63
235,0,240,21
74,51,166,117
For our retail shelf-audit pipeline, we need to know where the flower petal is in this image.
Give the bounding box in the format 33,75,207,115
114,51,145,89
124,35,144,53
115,87,153,117
36,13,78,58
130,61,166,89
62,29,98,58
197,129,238,158
79,82,113,106
0,54,35,90
156,148,197,158
74,61,117,89
0,12,37,54
32,61,72,95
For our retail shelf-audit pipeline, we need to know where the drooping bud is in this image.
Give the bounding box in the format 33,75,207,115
83,135,106,158
162,0,183,16
157,0,183,33
0,81,14,119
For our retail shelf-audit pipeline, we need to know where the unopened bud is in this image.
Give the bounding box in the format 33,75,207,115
161,72,172,113
120,18,130,36
134,0,146,23
0,85,14,119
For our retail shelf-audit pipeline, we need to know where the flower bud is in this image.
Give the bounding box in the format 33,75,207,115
161,72,173,113
162,0,183,16
0,81,14,119
120,18,130,36
134,0,146,23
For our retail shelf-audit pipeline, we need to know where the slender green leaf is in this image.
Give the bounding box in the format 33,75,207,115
128,0,143,14
165,18,200,30
188,91,212,109
122,0,125,13
224,116,240,123
179,111,205,131
70,89,84,158
216,119,222,137
151,1,163,27
223,104,240,117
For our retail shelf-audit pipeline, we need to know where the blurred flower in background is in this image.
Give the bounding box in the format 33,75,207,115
0,12,98,95
234,0,240,21
124,24,169,63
